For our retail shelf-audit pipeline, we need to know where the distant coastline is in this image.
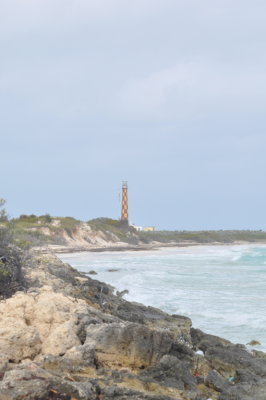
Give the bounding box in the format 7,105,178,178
36,240,266,255
5,215,266,254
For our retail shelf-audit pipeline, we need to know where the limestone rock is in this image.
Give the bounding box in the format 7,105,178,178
0,364,98,400
0,366,55,400
218,380,266,400
101,385,179,400
112,301,192,345
141,355,196,392
205,370,230,393
0,287,89,361
0,316,41,362
2,252,266,400
85,322,175,369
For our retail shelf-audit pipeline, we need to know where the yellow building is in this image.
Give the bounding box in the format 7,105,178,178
143,226,155,232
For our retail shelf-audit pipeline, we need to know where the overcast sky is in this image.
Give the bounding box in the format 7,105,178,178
1,0,266,230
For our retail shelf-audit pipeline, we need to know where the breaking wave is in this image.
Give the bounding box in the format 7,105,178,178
60,244,266,351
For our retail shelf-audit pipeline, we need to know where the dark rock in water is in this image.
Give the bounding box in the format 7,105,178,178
247,339,261,346
79,270,98,275
107,268,120,272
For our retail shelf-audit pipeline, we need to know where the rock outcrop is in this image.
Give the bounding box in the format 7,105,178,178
0,252,266,399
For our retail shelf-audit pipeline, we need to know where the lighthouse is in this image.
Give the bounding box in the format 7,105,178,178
121,181,129,223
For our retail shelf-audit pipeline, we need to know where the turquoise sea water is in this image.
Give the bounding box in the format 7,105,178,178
60,245,266,351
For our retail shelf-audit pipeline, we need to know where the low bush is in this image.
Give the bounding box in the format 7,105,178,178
0,243,26,299
0,199,27,299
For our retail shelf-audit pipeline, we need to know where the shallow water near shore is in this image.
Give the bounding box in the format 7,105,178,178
60,244,266,352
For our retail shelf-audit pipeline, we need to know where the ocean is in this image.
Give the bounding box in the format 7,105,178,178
59,244,266,352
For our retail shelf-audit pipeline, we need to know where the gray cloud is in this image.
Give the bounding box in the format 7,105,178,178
1,0,266,229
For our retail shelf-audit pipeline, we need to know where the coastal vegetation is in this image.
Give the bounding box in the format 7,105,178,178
139,229,266,244
0,200,26,299
2,209,266,250
1,198,266,250
6,214,82,248
87,217,137,243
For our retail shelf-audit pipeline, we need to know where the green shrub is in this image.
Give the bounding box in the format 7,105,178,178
40,213,52,223
18,214,38,223
139,230,266,244
87,218,131,242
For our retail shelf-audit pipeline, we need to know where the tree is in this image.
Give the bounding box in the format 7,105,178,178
0,199,10,245
42,213,52,223
0,199,26,299
0,198,8,222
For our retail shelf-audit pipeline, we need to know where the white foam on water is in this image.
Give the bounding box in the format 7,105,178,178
60,244,266,351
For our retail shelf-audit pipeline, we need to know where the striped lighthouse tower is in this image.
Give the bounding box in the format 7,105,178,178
121,181,129,223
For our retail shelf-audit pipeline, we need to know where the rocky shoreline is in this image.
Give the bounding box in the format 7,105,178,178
1,253,266,399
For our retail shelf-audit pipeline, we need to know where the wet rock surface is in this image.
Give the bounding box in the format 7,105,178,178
0,253,265,399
